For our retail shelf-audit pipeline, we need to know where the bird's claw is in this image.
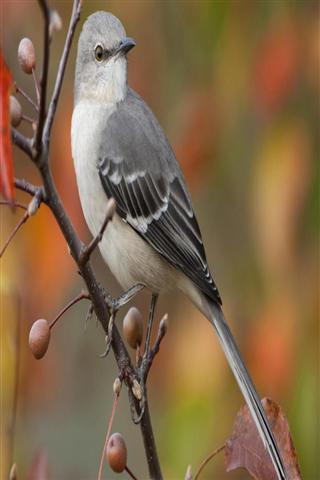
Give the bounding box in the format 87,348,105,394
99,313,114,358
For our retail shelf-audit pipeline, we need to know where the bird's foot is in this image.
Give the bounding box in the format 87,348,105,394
111,283,145,313
84,302,95,330
99,312,114,358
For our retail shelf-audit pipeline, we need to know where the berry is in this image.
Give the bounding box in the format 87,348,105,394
18,38,36,74
123,307,143,349
9,96,22,127
106,433,127,473
29,319,50,359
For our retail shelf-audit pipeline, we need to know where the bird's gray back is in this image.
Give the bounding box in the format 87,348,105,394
100,88,180,179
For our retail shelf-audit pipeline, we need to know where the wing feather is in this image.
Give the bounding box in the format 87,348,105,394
97,89,221,304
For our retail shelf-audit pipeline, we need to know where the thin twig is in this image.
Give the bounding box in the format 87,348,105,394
35,0,50,153
32,68,40,105
0,211,29,258
142,314,168,381
14,178,44,199
78,199,116,265
125,466,139,480
43,0,82,144
49,290,90,330
15,84,38,111
22,114,36,125
193,445,225,480
97,394,120,480
11,129,33,158
0,200,27,211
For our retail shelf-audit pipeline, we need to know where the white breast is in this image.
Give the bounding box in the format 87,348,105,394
71,100,178,293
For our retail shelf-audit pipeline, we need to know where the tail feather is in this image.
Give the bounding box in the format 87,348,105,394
207,299,286,480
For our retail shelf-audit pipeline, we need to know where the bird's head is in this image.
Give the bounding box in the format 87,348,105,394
75,11,135,104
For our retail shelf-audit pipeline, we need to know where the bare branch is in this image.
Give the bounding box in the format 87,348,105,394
79,198,116,265
11,129,33,158
193,445,225,480
43,0,82,145
15,83,38,111
21,114,36,125
97,393,121,480
35,0,50,153
0,200,27,210
142,314,168,381
0,211,29,258
125,466,139,480
0,188,44,258
49,290,90,330
14,178,46,201
32,68,40,105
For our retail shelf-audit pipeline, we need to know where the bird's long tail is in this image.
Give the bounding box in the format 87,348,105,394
206,298,286,480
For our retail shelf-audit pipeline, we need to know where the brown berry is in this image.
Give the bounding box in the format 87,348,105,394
18,38,36,74
123,307,143,349
29,319,50,359
9,96,22,127
106,433,127,473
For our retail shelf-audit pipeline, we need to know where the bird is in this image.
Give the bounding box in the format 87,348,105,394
71,11,285,479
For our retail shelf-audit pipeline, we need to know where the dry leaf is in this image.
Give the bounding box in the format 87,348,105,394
225,397,301,480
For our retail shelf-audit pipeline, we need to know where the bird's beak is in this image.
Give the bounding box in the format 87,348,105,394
115,37,136,56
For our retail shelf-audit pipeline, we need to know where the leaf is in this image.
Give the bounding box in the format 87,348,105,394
225,397,301,480
0,48,14,201
26,449,49,480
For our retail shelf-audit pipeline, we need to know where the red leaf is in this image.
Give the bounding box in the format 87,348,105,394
0,48,14,201
225,397,301,480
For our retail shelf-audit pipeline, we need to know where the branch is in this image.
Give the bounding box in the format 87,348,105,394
0,211,29,258
11,128,33,158
49,290,90,330
193,445,225,480
0,190,43,258
11,2,163,478
35,0,50,153
0,199,27,210
142,314,168,381
43,0,82,145
97,392,121,480
78,198,116,266
15,83,38,111
14,178,46,202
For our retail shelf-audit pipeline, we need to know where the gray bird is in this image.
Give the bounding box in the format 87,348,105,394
72,11,285,479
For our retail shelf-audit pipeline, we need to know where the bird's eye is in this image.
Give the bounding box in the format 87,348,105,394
95,45,104,62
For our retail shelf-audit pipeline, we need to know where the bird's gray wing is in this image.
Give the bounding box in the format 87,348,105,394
98,89,221,305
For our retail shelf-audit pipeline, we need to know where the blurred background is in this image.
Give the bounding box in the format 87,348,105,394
1,0,319,478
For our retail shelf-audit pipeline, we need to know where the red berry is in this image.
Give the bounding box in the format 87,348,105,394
106,433,127,473
123,307,143,349
29,319,50,359
18,38,36,74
